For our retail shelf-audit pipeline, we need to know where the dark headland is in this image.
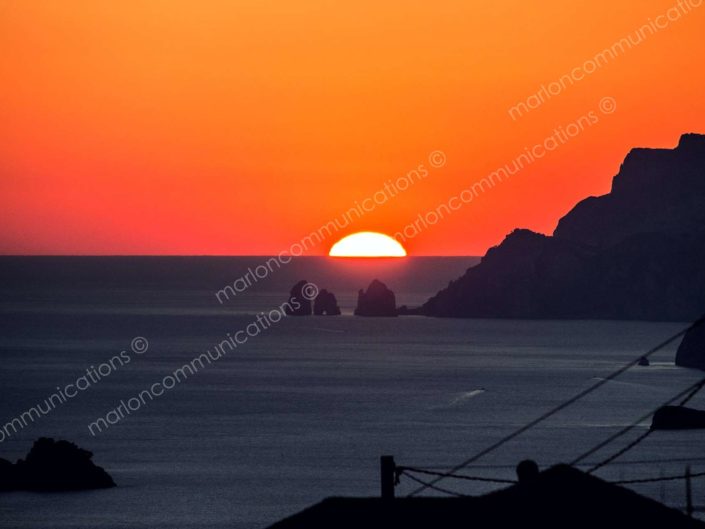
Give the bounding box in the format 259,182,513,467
415,133,705,321
676,321,705,369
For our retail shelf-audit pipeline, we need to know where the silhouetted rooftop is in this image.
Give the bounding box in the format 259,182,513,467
267,465,704,529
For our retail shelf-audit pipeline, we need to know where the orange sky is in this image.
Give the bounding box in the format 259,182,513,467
1,0,704,255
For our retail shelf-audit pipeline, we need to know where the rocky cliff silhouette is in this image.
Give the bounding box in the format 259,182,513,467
421,134,705,320
675,321,705,369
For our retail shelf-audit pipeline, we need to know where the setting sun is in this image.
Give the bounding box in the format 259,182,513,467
329,232,407,258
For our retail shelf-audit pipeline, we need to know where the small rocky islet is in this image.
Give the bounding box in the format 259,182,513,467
284,279,397,317
0,437,115,492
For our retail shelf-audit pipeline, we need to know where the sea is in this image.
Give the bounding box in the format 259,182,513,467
1,256,704,528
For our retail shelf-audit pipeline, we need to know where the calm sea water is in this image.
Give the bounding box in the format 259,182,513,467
0,257,704,528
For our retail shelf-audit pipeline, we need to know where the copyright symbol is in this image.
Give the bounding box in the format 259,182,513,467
131,336,149,354
599,97,617,114
301,282,319,301
428,150,447,168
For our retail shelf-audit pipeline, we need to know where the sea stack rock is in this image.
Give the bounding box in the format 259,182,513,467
354,280,397,317
0,438,115,491
651,406,705,430
285,280,313,316
313,289,341,315
675,321,705,370
0,458,16,491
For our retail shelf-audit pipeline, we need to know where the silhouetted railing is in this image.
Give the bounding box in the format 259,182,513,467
385,455,705,517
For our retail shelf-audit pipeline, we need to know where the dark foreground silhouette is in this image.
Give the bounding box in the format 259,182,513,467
267,464,703,529
0,437,115,491
418,133,705,321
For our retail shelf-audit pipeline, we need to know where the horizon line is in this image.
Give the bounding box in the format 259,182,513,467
0,254,481,258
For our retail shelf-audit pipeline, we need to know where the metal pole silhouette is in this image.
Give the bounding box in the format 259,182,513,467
381,456,396,500
686,465,693,517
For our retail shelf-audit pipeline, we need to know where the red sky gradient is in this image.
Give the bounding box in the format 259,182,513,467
1,0,704,255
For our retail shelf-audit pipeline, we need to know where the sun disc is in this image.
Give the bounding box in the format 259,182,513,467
329,232,407,258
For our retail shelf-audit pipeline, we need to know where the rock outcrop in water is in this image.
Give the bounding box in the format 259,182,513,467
313,289,341,315
285,280,313,316
651,406,705,430
354,280,397,317
675,321,705,370
0,438,115,491
420,134,705,321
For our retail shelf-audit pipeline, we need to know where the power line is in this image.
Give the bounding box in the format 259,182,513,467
399,464,705,498
612,470,705,485
401,456,705,470
400,471,469,497
408,314,705,496
400,466,517,484
680,378,705,406
572,376,705,472
586,430,653,474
